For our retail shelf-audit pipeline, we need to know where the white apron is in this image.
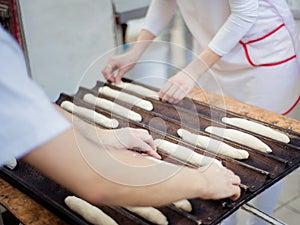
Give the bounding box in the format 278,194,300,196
177,0,300,114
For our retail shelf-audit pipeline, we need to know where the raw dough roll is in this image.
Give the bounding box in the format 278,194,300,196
172,199,192,212
153,139,221,167
222,117,290,143
99,86,153,111
4,158,17,170
205,126,272,153
64,196,118,225
83,94,142,122
177,128,249,159
61,101,119,128
113,81,159,100
125,206,168,225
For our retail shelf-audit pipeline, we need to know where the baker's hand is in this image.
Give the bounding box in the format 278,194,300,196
159,71,197,104
200,162,241,201
99,128,161,159
101,52,138,83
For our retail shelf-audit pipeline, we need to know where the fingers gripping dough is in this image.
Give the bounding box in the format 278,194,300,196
125,207,168,225
205,126,272,153
154,139,221,167
113,81,160,100
222,117,290,143
172,199,192,212
99,86,153,111
177,129,249,159
61,101,119,128
83,94,142,122
64,196,118,225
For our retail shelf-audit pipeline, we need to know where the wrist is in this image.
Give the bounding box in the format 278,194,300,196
184,58,208,81
195,170,211,199
185,47,221,81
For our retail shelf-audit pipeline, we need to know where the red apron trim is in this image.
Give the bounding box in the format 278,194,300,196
282,96,300,115
243,23,285,44
239,23,296,67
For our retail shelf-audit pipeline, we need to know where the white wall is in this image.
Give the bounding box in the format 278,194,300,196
20,0,116,101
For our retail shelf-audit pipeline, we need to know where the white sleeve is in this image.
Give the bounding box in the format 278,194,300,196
208,0,258,56
143,0,178,36
0,26,70,166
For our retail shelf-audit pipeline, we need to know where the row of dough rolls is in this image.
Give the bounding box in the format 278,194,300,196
61,101,119,128
177,128,249,159
98,86,153,111
83,93,143,122
112,81,160,100
222,117,290,143
65,195,192,225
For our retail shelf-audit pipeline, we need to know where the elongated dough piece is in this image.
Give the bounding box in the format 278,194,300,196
61,101,119,128
125,207,168,225
154,139,221,167
64,196,118,225
172,199,192,212
99,86,153,111
83,94,142,122
222,117,290,143
177,129,249,159
4,158,17,170
113,81,159,100
205,126,272,153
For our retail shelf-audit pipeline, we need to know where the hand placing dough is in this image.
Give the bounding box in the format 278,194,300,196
113,81,160,100
83,93,142,122
222,117,290,143
60,101,119,128
125,206,168,225
153,139,221,167
98,128,161,159
205,126,272,153
200,162,241,201
101,52,138,83
99,86,153,111
64,196,118,225
177,128,249,159
159,71,197,104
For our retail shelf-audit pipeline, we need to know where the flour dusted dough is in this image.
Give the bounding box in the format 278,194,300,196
125,207,168,225
61,101,119,128
4,158,17,170
222,117,290,143
83,94,142,122
154,139,221,167
205,126,272,153
113,81,160,100
177,129,249,159
99,86,153,111
172,199,192,212
64,196,118,225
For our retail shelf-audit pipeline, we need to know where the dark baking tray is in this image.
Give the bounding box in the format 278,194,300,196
1,78,300,225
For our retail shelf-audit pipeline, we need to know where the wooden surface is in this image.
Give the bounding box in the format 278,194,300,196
1,89,300,225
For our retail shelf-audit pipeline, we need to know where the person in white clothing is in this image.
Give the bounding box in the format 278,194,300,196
102,0,300,224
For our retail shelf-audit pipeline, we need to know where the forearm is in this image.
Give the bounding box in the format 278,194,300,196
22,127,206,207
23,105,203,205
128,29,156,60
185,47,221,80
23,105,238,206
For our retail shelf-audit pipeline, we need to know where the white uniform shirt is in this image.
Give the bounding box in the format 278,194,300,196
144,0,300,114
0,26,70,166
